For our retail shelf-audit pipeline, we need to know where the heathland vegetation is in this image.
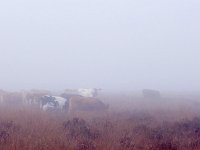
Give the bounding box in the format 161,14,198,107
0,92,200,150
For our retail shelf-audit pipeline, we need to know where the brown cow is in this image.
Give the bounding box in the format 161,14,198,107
0,90,24,105
142,89,161,99
68,96,109,114
0,90,7,104
24,89,51,105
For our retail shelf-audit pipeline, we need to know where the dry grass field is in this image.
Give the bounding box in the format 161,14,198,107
0,92,200,150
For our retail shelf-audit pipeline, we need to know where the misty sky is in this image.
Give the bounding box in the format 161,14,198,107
0,0,199,91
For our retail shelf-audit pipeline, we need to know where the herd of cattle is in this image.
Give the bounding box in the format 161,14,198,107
0,88,109,113
0,88,161,113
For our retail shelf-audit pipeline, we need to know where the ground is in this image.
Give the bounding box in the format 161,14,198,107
0,93,200,150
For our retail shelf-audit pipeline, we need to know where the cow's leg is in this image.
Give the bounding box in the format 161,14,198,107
68,100,75,115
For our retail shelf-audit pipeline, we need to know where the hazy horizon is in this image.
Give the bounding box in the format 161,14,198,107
0,0,199,91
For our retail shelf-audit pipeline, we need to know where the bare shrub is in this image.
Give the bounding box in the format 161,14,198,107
63,118,100,140
1,94,200,150
0,121,19,144
119,136,135,150
76,140,96,150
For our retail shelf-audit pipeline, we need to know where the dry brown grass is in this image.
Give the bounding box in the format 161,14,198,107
0,94,200,150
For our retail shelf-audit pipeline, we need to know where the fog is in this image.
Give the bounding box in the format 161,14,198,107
0,0,199,92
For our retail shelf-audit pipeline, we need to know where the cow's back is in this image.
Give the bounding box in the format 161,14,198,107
68,96,108,113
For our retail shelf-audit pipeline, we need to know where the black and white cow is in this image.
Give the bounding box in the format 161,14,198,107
40,95,68,112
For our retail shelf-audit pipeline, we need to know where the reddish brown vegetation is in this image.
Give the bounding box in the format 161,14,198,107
0,93,200,150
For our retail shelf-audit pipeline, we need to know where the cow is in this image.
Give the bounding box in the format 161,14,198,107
77,88,101,97
0,90,25,106
67,96,109,114
40,95,68,112
0,90,7,104
40,95,58,111
142,89,161,99
63,88,102,98
25,89,51,105
0,89,51,106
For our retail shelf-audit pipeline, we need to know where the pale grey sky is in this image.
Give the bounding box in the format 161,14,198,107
0,0,199,91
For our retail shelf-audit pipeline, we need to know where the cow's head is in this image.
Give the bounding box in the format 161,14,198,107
40,95,56,105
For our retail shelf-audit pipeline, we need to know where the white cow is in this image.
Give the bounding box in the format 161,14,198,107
40,95,68,112
64,88,101,98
